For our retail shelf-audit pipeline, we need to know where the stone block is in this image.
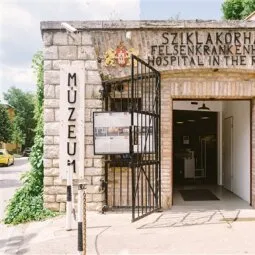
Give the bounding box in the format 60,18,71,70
85,85,94,99
92,176,104,186
44,122,60,136
85,145,94,158
43,159,52,168
53,32,68,45
44,108,54,122
93,159,104,167
85,109,91,122
59,46,77,60
78,46,96,60
92,193,105,202
85,159,93,167
68,32,82,45
44,176,54,186
80,176,92,185
85,123,93,136
44,185,66,195
81,32,93,45
53,178,66,186
52,60,70,70
44,84,55,99
53,136,59,144
71,60,85,68
85,99,102,109
85,136,93,145
43,194,55,203
44,202,59,211
92,85,103,98
86,193,93,203
44,71,60,84
44,145,59,158
85,167,104,176
44,99,59,108
59,202,66,212
55,86,60,99
85,185,100,194
44,167,59,177
54,109,60,121
44,46,58,60
86,202,103,211
85,60,98,70
56,194,66,202
87,71,101,84
42,32,53,46
53,159,59,167
44,61,52,70
44,136,53,145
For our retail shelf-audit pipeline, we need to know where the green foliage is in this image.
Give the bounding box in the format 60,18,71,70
222,0,255,20
11,116,25,152
4,87,36,148
4,51,58,225
0,104,12,143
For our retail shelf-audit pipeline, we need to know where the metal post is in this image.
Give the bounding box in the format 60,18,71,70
66,165,73,231
77,184,84,254
82,188,86,255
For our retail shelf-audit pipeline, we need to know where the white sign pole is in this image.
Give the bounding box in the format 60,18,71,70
66,163,73,231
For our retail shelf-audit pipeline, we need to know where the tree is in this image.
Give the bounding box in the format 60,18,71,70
0,104,12,143
4,51,57,225
222,0,255,20
4,88,36,148
11,116,25,153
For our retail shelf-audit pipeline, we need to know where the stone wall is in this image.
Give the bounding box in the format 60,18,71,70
42,30,105,212
160,70,255,208
41,21,255,212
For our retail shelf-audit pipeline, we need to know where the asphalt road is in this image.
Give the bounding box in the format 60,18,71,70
0,157,30,220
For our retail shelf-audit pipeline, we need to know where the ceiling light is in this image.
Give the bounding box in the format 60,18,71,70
201,116,210,120
198,103,210,110
176,121,184,124
188,119,195,122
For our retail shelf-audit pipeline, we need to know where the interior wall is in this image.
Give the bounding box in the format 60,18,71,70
223,101,250,202
173,100,223,185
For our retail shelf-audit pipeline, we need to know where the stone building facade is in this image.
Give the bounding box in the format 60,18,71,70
41,20,255,212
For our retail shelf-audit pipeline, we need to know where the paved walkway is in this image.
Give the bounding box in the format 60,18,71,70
1,208,255,254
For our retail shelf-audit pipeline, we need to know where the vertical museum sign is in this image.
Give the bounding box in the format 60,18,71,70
59,66,85,179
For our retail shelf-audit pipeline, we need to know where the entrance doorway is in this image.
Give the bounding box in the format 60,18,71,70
172,100,251,207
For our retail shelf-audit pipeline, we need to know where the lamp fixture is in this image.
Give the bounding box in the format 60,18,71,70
198,103,210,110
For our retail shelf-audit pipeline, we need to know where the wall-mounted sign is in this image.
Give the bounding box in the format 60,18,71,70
59,66,85,179
104,41,139,67
93,112,154,155
148,31,255,68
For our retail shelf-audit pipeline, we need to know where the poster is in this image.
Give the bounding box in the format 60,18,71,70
94,112,155,155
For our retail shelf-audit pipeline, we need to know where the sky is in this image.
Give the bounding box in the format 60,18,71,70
0,0,224,102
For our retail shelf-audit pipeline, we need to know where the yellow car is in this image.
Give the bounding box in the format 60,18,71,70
0,149,14,166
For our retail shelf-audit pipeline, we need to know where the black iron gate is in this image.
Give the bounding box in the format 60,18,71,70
102,55,161,221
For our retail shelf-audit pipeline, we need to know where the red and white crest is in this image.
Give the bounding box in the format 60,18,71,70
115,42,129,67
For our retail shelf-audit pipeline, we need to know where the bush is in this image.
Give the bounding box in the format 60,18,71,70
4,51,58,225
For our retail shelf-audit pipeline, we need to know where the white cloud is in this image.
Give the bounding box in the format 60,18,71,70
0,0,140,98
0,64,35,94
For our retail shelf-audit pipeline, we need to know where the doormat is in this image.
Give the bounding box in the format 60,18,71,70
179,189,220,201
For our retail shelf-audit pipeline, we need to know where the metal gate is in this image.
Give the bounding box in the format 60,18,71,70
102,55,161,221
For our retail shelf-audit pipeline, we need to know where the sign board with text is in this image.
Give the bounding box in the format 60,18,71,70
59,66,85,179
93,112,155,154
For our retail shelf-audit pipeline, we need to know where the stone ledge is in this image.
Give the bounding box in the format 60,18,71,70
40,20,255,32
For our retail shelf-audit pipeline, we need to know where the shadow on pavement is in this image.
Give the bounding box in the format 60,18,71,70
0,233,36,254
